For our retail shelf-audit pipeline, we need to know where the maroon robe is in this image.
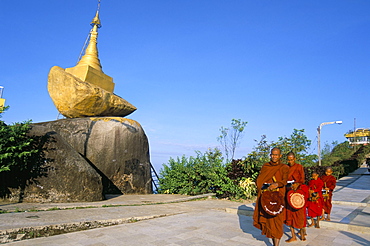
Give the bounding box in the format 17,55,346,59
285,163,307,229
307,178,323,217
253,161,289,239
320,174,336,214
287,162,305,185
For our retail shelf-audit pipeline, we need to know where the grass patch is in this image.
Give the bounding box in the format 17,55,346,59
15,207,24,213
102,204,120,208
128,218,138,223
74,206,97,209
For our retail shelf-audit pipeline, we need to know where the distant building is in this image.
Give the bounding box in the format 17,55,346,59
0,86,5,109
345,128,370,145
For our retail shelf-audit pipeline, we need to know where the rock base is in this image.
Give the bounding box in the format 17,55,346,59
0,117,152,203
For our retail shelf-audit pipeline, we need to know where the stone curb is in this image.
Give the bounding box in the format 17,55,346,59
319,220,370,234
1,193,216,213
0,213,182,244
225,206,254,217
164,193,216,202
225,206,370,235
332,200,368,207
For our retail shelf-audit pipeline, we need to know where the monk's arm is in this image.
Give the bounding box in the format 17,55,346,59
276,165,289,188
327,176,336,190
298,165,305,184
255,166,266,190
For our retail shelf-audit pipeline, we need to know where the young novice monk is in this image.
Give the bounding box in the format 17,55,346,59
307,172,323,228
320,167,336,221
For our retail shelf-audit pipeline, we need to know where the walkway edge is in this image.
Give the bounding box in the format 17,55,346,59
0,212,182,244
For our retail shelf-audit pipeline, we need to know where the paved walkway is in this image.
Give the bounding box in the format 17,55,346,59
1,166,370,245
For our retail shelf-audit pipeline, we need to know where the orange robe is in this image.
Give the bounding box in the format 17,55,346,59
320,174,336,214
253,161,289,239
307,178,323,217
285,163,307,229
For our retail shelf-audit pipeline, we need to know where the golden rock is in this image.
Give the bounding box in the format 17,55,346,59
48,66,136,118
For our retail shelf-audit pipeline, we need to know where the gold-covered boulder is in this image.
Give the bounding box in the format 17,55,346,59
48,66,136,118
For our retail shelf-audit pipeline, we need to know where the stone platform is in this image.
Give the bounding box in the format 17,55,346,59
1,166,370,245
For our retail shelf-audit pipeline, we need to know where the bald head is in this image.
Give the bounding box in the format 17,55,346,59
287,152,296,166
271,147,281,154
287,152,295,157
325,167,333,176
270,147,282,163
311,171,319,180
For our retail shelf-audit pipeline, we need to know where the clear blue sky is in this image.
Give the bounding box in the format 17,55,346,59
1,1,369,172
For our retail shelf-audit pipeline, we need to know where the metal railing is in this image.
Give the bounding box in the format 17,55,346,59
150,163,160,194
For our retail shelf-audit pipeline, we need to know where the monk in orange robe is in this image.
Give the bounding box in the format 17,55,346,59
253,148,289,246
284,152,307,242
320,167,336,221
307,172,323,228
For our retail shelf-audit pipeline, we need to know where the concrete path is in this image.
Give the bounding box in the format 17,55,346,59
1,166,370,245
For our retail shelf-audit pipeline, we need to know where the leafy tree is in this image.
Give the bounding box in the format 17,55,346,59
244,135,271,169
242,129,316,175
0,105,9,115
217,119,248,162
322,143,369,178
321,141,354,166
272,129,316,166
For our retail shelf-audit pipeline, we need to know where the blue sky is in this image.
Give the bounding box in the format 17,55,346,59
1,1,369,172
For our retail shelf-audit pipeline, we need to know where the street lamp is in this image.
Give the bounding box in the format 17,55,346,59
317,121,343,166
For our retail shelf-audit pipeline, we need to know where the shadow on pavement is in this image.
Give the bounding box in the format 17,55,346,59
340,231,370,246
237,204,272,246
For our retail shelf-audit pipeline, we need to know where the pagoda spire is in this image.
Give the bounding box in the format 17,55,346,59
76,1,103,71
65,0,115,93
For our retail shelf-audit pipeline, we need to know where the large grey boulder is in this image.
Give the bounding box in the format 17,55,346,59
38,117,152,194
0,125,104,203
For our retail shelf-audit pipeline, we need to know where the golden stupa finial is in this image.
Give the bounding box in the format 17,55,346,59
91,0,102,28
75,0,103,71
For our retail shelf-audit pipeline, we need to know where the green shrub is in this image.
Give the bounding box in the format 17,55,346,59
0,120,38,173
158,149,226,195
0,109,48,200
158,149,256,200
216,159,259,199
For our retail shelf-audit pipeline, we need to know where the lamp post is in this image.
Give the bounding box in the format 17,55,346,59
317,121,343,166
